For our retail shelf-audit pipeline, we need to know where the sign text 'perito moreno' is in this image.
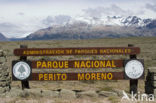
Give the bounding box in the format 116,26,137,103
31,72,124,81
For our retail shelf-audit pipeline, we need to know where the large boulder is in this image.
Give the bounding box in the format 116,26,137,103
6,88,28,97
98,91,118,97
24,88,43,97
41,90,59,97
60,89,76,99
77,91,98,98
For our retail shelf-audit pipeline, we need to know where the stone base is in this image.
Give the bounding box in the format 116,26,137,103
145,67,156,96
0,50,11,94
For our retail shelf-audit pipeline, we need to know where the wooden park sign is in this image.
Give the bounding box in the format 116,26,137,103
12,45,144,94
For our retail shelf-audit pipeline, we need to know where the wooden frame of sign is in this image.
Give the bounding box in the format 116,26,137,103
12,44,143,94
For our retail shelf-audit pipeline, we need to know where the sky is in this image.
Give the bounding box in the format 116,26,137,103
0,0,156,38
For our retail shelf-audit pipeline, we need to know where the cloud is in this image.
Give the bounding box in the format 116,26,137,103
0,22,18,31
0,15,72,38
136,10,145,15
42,15,71,26
146,3,156,12
42,16,54,26
0,22,35,38
82,4,134,18
18,12,24,16
0,22,20,37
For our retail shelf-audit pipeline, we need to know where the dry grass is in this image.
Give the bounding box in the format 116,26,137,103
0,97,112,103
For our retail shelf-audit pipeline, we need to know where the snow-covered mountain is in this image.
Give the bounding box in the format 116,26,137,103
54,16,152,27
25,16,156,40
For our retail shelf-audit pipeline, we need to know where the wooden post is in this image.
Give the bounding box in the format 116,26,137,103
128,44,138,94
20,45,30,90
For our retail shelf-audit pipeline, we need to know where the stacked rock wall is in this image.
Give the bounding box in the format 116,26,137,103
145,67,156,96
0,50,11,94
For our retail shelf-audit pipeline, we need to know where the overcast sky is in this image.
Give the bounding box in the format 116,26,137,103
0,0,156,38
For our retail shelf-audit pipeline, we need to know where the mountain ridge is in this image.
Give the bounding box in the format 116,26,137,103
0,33,8,41
25,16,156,40
1,16,156,41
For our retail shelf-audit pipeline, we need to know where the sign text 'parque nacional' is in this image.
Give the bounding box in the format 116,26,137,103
31,72,124,81
14,47,140,56
31,60,123,69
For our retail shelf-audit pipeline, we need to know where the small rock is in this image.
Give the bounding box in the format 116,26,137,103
0,87,6,94
77,91,98,98
2,72,9,76
0,50,3,56
154,89,156,97
0,65,8,72
15,100,38,103
148,67,156,73
60,89,76,99
2,51,7,56
0,82,7,87
0,57,6,63
98,91,118,97
5,86,10,91
0,75,10,81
